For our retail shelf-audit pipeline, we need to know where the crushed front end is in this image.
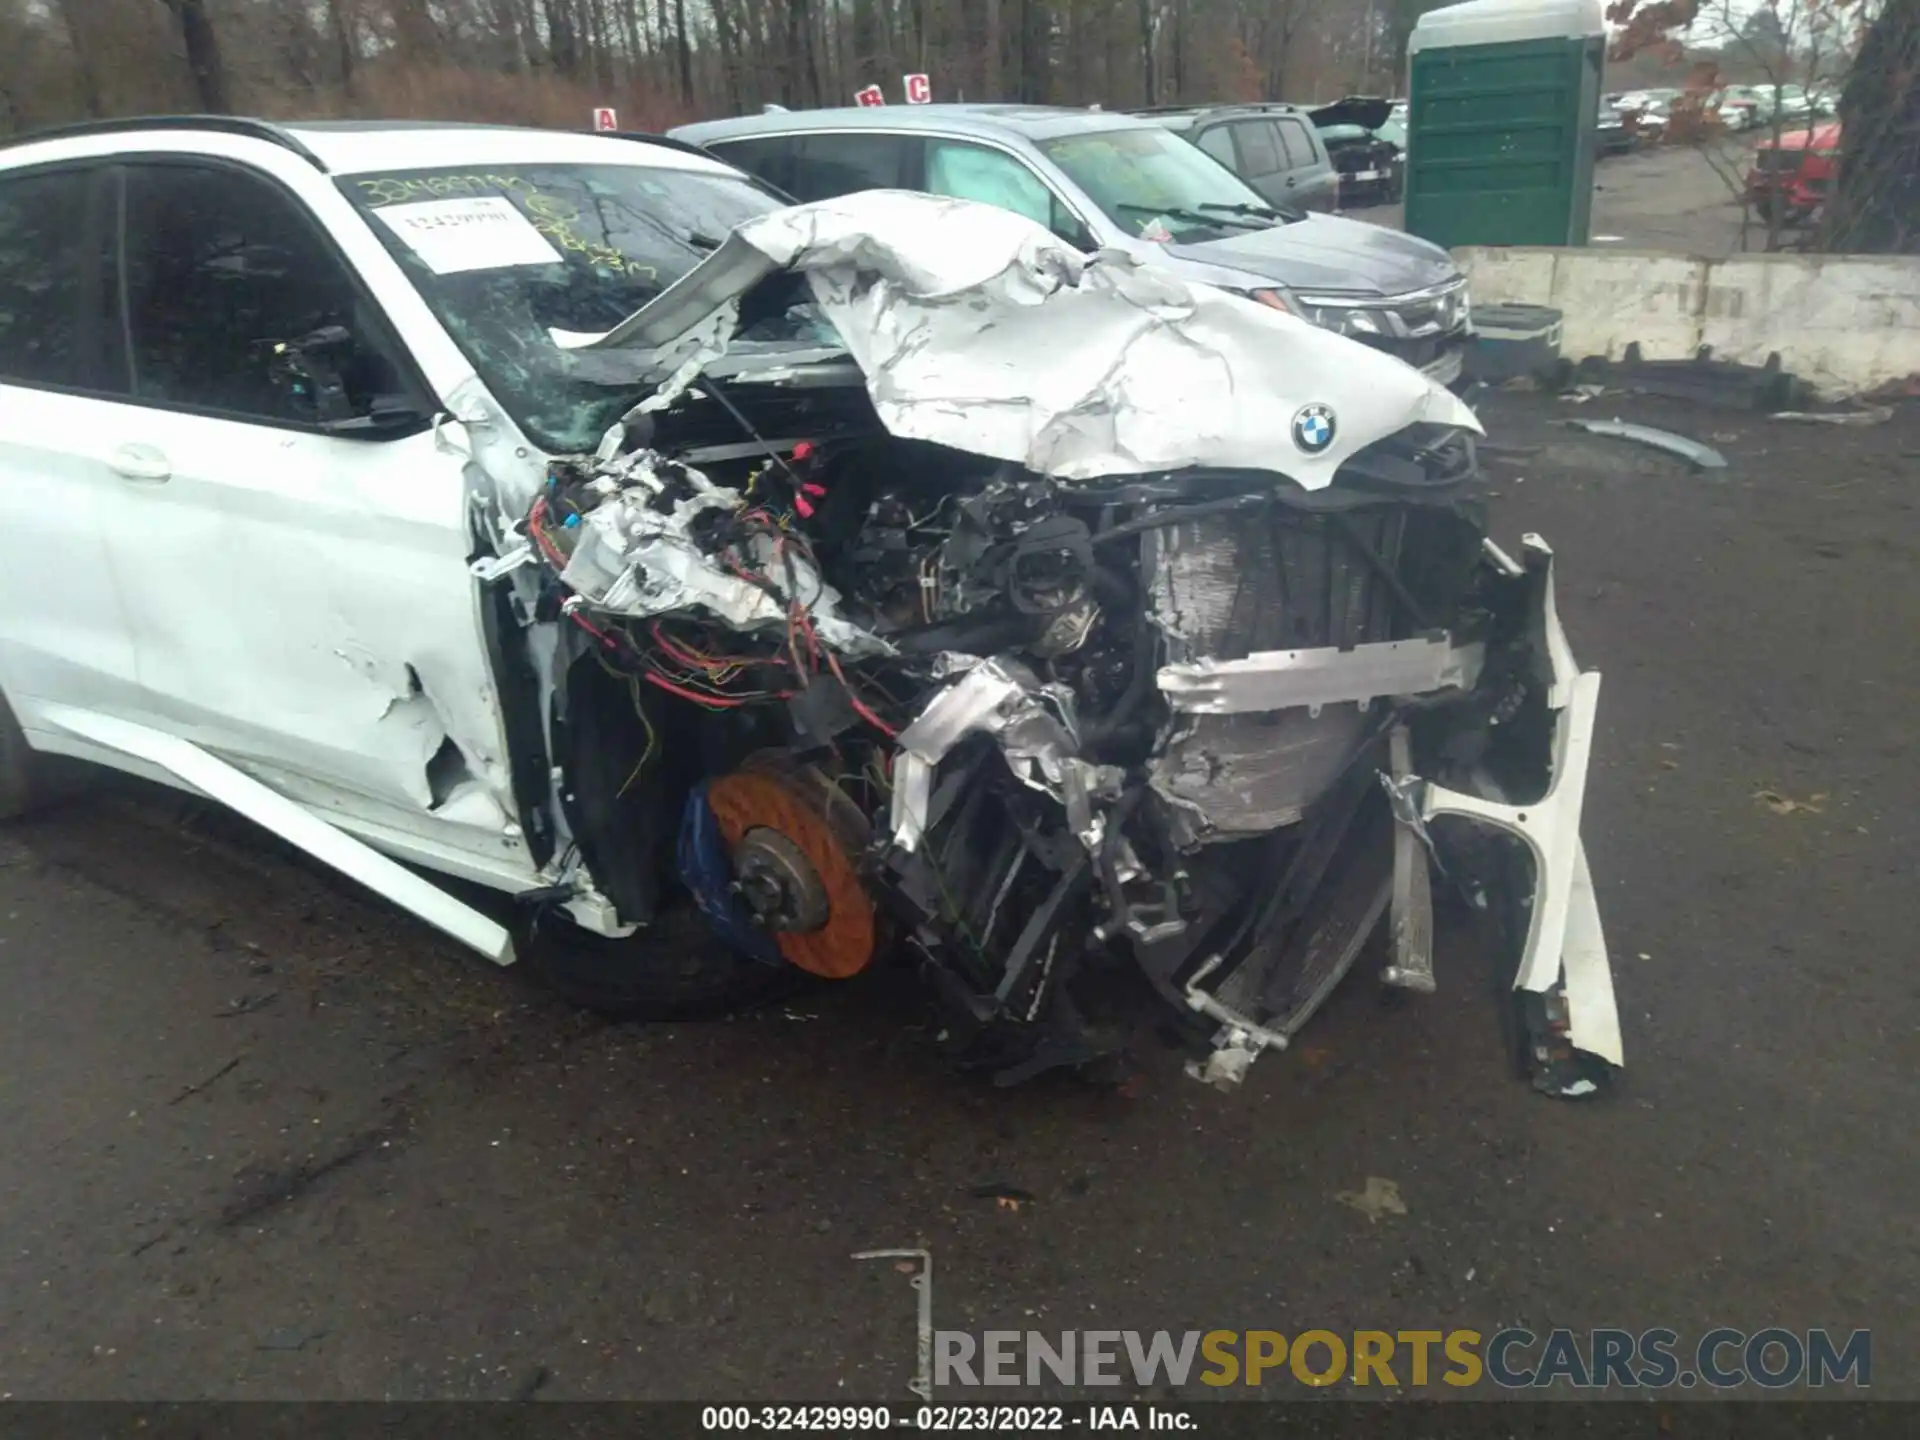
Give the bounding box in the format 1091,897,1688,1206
480,193,1622,1095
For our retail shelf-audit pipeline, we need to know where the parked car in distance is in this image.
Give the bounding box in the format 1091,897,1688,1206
1127,100,1341,212
670,105,1472,384
1633,99,1671,145
1309,96,1404,206
1746,120,1841,222
1709,86,1760,131
1596,100,1634,156
1770,84,1815,123
1613,87,1679,116
1376,109,1408,155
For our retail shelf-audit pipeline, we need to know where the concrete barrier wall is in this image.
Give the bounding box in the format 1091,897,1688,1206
1454,246,1920,396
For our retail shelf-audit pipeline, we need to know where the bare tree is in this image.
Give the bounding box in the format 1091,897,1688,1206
0,0,1389,138
1825,0,1920,251
160,0,231,111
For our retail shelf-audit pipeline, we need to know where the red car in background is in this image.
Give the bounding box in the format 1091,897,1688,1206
1746,122,1840,221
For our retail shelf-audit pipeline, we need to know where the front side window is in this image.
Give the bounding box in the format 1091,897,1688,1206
1195,127,1237,170
342,162,822,453
1230,121,1285,179
926,140,1055,229
1039,126,1282,242
1276,118,1320,169
0,167,104,390
124,163,407,425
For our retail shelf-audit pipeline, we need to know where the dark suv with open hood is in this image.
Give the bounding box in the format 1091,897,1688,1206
1133,98,1406,209
670,105,1471,386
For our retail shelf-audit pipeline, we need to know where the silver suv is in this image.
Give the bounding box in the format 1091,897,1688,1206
671,105,1471,385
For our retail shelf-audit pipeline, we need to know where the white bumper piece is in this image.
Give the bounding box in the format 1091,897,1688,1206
1418,536,1624,1069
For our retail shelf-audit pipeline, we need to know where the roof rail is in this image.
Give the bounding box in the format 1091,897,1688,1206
1130,100,1305,117
0,114,330,170
600,130,718,159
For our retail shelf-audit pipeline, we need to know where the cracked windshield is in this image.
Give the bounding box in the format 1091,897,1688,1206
344,163,829,451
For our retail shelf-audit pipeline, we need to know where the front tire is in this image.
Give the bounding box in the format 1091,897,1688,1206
521,899,803,1020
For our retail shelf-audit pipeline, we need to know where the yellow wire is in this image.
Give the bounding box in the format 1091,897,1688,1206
617,673,658,798
592,648,659,799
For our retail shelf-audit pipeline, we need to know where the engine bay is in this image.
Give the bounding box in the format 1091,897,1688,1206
471,191,1623,1094
488,373,1606,1092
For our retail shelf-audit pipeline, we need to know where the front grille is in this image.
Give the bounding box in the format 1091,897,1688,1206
1363,332,1466,371
1395,293,1454,333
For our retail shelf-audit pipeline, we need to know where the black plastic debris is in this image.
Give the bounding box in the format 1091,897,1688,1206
1562,342,1808,412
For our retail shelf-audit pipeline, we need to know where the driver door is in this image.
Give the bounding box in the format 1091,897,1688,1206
86,158,519,853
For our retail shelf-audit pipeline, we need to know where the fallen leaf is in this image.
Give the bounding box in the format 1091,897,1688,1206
1754,789,1824,816
1335,1176,1407,1224
969,1183,1035,1211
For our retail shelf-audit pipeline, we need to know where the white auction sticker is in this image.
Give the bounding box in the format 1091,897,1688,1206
375,196,563,274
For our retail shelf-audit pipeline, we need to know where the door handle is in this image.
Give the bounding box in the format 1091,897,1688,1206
107,444,171,483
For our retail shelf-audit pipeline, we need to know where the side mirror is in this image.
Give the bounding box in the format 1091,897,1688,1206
318,393,432,437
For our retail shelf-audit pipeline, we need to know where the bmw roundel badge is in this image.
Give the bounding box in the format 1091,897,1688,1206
1292,403,1337,455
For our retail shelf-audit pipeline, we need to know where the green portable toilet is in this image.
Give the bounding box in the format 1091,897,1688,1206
1404,0,1607,249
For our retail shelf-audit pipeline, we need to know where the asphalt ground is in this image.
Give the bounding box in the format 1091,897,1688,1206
1,390,1915,1401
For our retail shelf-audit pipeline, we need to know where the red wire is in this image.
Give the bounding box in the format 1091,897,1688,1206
823,646,900,739
639,671,753,708
565,605,619,650
528,496,570,569
797,608,821,673
649,621,755,674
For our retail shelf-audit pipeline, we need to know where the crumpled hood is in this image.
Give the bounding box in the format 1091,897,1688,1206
1164,212,1458,297
595,190,1479,489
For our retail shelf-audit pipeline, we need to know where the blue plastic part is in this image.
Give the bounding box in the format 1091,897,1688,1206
678,782,782,965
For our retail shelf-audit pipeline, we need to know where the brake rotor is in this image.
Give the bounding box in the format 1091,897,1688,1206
705,764,876,979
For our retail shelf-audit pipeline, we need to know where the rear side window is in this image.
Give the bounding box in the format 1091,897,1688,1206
0,168,104,389
123,162,404,425
1276,118,1322,169
786,134,919,201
